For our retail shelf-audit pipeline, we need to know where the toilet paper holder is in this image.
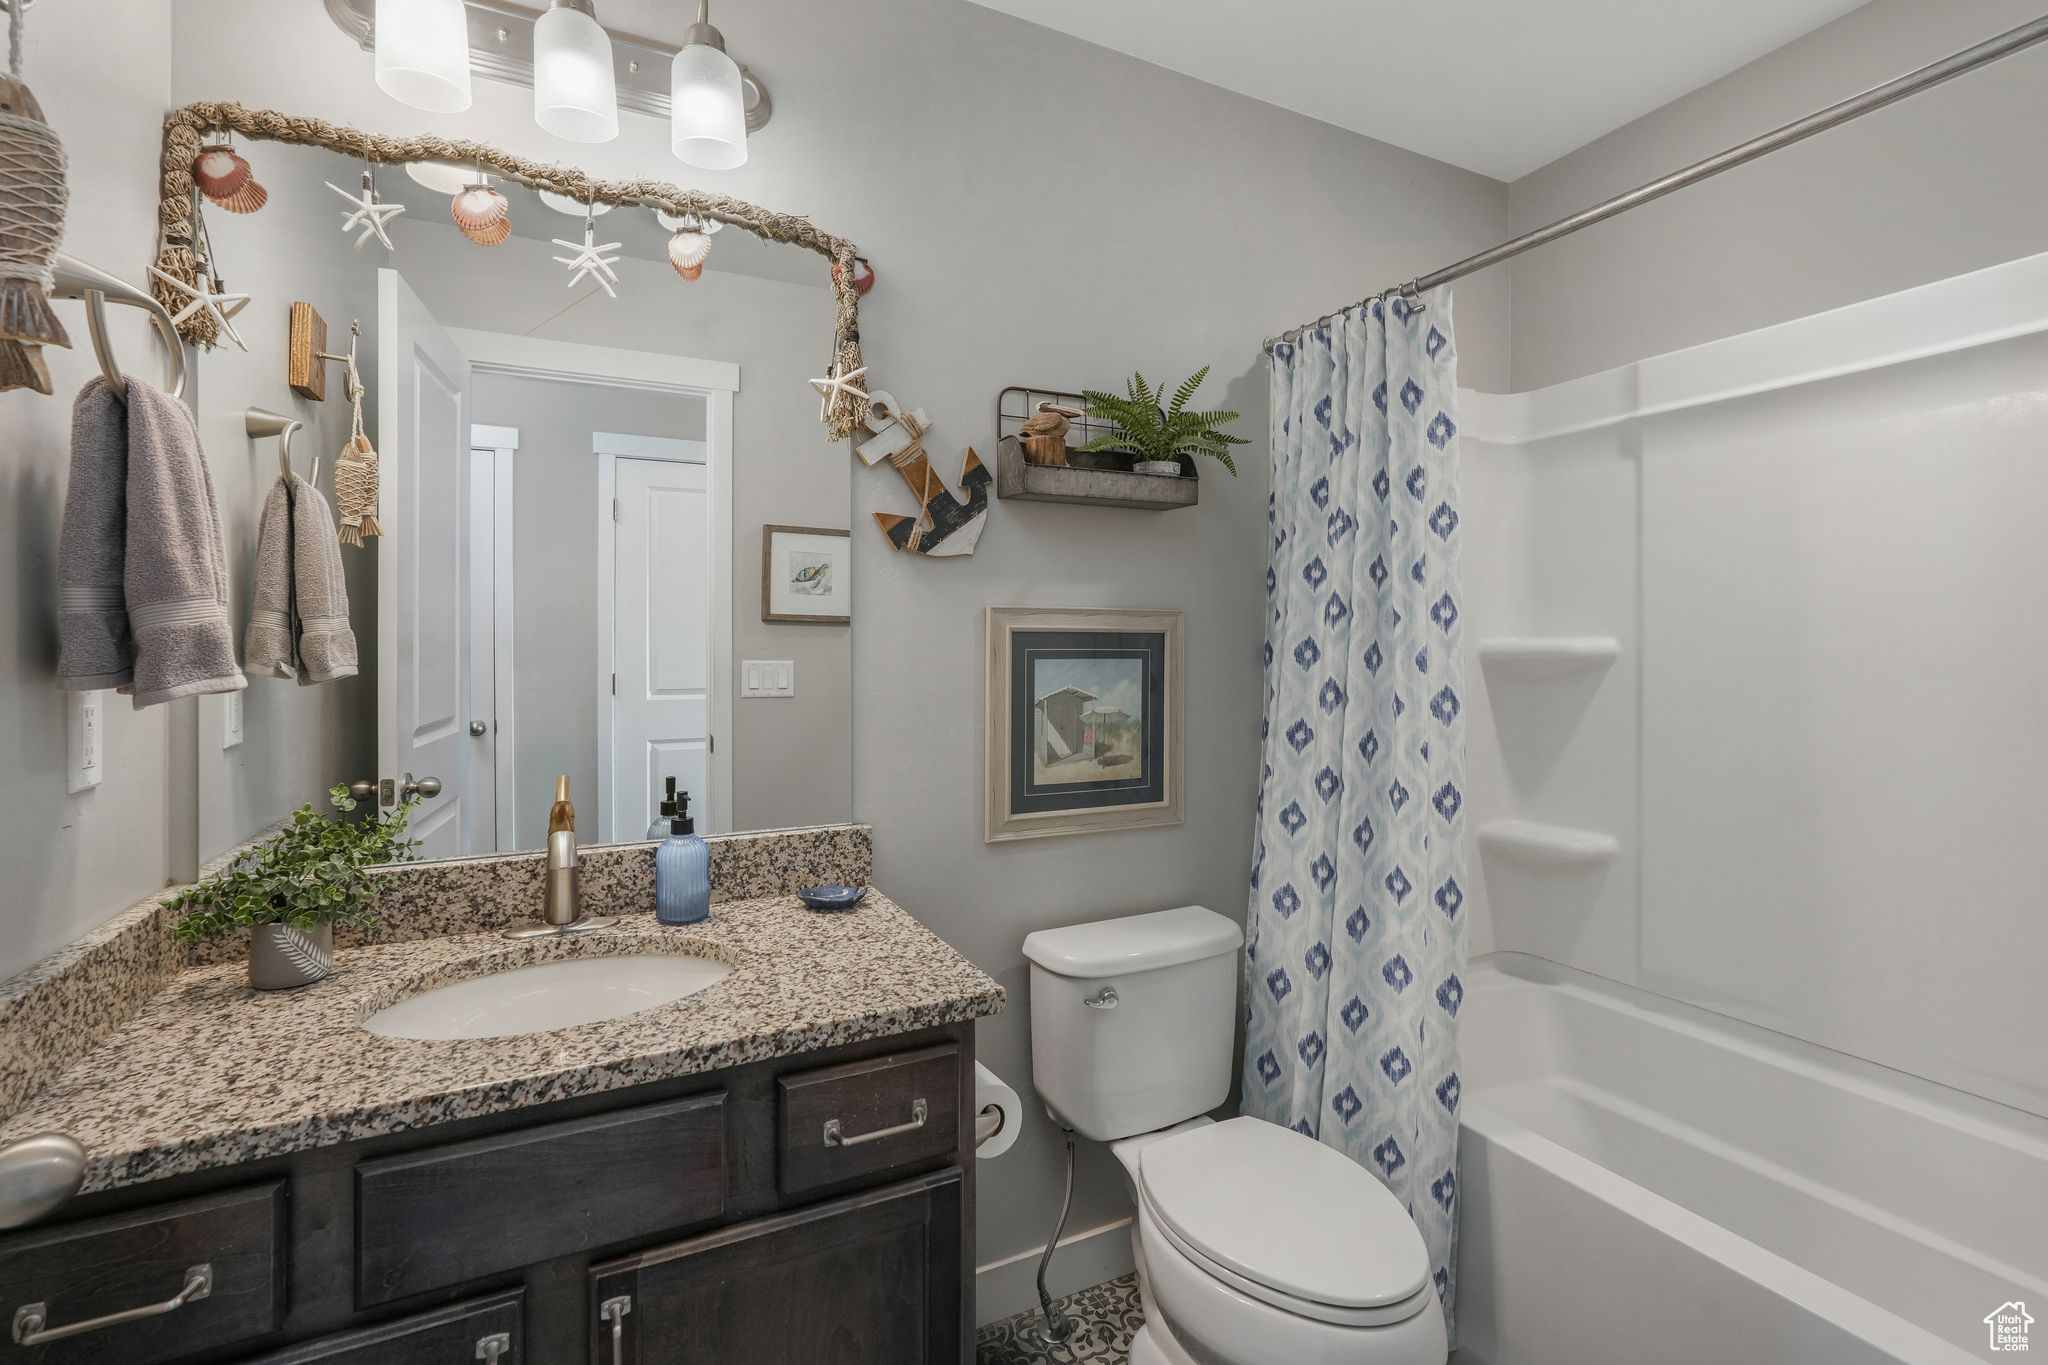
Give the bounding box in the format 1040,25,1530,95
975,1103,1006,1148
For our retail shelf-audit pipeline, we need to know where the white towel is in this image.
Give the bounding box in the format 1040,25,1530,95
245,473,358,684
57,376,244,705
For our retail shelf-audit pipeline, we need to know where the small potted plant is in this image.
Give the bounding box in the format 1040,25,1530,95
167,785,421,990
1077,367,1248,478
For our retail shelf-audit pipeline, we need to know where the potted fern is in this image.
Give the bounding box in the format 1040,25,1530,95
1078,367,1247,478
167,785,421,990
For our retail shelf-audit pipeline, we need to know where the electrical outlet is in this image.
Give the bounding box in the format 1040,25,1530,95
66,690,103,794
221,690,244,749
740,660,795,698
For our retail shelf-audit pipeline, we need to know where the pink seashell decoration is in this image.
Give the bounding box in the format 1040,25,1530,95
451,182,509,235
677,262,704,282
832,255,875,296
667,227,713,274
193,145,253,199
459,215,511,247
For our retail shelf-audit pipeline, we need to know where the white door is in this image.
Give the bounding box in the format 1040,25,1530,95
609,453,711,841
377,269,473,858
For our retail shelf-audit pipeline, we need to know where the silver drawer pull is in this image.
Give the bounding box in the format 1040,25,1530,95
1085,987,1120,1010
823,1098,929,1148
476,1331,512,1363
601,1294,631,1365
13,1263,211,1346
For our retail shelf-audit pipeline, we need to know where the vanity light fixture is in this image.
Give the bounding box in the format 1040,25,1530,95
403,159,473,195
671,0,748,170
533,0,620,143
373,0,474,114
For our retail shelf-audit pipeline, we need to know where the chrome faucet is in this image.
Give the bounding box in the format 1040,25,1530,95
503,779,616,939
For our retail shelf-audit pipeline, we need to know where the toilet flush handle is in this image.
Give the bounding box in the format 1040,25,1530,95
1084,987,1119,1010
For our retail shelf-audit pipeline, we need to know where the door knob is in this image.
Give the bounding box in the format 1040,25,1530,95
400,773,442,801
469,720,488,737
345,779,379,803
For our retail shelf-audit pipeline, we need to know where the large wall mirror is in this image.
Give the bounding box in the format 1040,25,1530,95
186,136,856,863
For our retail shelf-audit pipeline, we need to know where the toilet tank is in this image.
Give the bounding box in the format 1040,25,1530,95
1023,906,1243,1142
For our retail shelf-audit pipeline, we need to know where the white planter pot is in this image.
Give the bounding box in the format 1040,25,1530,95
249,922,333,991
1133,460,1182,478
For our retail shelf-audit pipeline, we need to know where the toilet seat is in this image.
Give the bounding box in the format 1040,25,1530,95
1136,1116,1435,1327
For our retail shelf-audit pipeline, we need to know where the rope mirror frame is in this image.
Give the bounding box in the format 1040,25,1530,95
154,101,871,438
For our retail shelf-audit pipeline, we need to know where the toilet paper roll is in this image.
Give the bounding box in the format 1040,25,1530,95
973,1061,1022,1160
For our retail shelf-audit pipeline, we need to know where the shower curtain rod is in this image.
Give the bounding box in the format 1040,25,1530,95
1264,12,2048,354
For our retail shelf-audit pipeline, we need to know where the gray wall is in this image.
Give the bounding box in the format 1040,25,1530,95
386,222,855,835
1506,0,2048,389
162,0,1515,1292
0,1,177,983
467,372,704,848
189,147,379,861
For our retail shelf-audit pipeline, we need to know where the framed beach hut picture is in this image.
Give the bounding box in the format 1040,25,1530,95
984,606,1185,842
762,525,852,623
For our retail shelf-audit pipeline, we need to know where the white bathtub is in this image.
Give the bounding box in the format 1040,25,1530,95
1454,957,2048,1365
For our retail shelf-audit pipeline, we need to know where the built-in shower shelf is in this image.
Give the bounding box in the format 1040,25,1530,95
1477,637,1621,678
1477,820,1621,865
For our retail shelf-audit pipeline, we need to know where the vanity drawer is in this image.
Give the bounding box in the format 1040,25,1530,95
355,1092,726,1307
0,1182,284,1365
777,1044,961,1197
237,1289,523,1364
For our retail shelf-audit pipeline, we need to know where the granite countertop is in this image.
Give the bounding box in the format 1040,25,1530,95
0,891,1004,1195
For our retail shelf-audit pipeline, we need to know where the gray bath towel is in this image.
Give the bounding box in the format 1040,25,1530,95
57,377,244,705
246,474,358,684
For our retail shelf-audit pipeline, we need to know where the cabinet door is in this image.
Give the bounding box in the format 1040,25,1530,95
589,1169,960,1365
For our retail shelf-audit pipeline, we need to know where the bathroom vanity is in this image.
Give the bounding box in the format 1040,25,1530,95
0,847,1002,1365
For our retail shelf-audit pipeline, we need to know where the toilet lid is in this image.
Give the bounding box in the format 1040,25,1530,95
1137,1116,1432,1311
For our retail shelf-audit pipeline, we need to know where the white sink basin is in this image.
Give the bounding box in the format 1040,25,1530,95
364,954,733,1040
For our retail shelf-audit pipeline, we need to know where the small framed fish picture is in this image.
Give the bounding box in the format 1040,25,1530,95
985,607,1185,842
762,525,852,624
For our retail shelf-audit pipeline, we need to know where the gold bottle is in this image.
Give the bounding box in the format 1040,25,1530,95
547,775,575,835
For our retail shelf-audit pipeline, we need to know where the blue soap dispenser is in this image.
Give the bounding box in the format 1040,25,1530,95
654,791,710,926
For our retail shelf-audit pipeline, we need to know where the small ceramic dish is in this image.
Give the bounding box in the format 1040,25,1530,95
798,884,867,912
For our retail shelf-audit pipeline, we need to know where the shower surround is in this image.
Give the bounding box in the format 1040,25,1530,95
1452,249,2048,1362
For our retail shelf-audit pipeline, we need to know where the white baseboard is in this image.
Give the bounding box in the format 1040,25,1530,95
974,1216,1136,1327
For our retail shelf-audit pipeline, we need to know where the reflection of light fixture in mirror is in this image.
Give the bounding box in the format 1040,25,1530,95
671,0,747,170
374,0,473,113
534,0,620,144
540,190,614,217
405,160,473,195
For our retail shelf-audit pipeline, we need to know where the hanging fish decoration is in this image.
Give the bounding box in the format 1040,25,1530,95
0,64,70,395
192,140,268,214
334,361,380,546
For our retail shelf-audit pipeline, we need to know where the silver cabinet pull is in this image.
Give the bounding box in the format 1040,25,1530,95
475,1331,511,1363
13,1264,211,1346
600,1295,631,1365
1085,987,1120,1010
823,1098,928,1148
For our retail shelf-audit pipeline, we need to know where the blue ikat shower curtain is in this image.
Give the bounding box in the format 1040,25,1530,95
1243,289,1468,1332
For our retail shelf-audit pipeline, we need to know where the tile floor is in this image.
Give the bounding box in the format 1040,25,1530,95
976,1273,1145,1364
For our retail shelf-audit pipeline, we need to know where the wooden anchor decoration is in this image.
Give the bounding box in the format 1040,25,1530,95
854,391,991,557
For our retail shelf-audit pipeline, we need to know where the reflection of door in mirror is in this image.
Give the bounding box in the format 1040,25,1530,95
191,146,850,865
377,270,473,861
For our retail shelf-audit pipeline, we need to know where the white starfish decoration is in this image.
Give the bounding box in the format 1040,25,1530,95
326,172,405,251
809,363,869,422
551,217,622,297
147,263,251,351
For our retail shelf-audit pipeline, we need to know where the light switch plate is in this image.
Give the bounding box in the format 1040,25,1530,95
740,660,795,699
66,690,103,793
221,691,244,750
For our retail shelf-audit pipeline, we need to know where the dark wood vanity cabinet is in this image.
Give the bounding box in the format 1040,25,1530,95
0,1025,976,1365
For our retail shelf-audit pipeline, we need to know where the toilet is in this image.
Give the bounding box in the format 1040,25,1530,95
1023,906,1448,1365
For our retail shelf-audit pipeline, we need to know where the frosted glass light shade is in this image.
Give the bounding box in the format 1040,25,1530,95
670,42,747,170
405,159,472,195
375,0,473,114
534,5,619,144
